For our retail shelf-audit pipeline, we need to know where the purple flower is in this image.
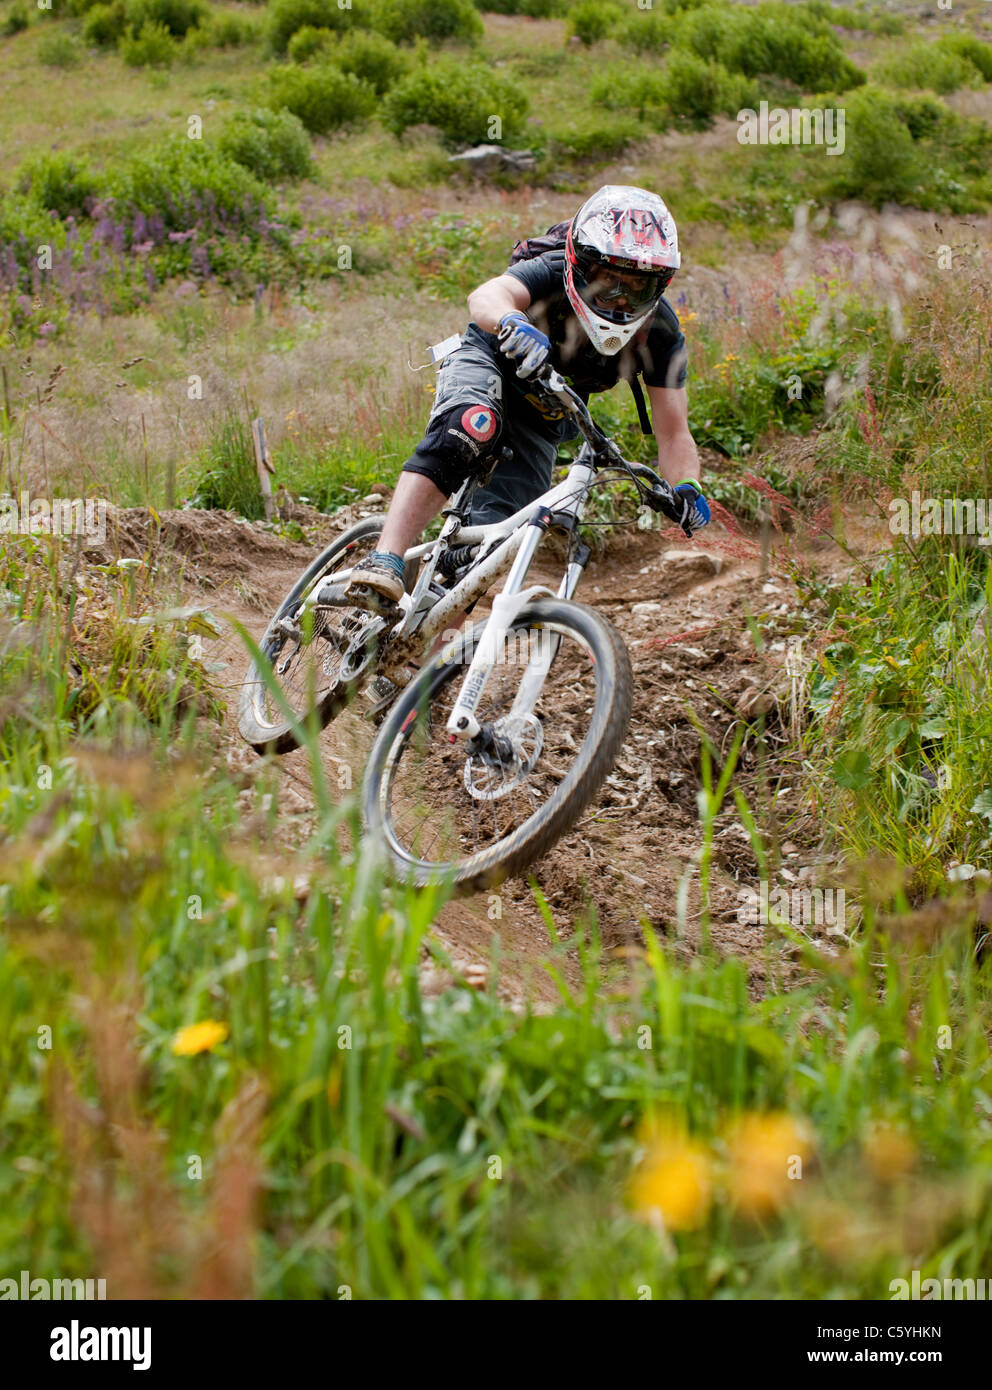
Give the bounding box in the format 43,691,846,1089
38,321,56,337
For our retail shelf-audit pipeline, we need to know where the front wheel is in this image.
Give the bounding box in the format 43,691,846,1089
361,599,633,892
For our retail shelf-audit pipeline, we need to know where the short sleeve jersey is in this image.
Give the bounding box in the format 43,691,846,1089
503,249,688,396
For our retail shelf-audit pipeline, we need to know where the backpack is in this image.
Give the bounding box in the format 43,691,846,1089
509,220,571,266
508,221,654,436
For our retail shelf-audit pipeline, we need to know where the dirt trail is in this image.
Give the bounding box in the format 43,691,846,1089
95,484,856,1004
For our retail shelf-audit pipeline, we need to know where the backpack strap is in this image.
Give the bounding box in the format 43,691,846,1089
629,376,652,436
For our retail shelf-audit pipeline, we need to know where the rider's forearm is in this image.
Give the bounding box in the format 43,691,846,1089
467,280,529,335
657,430,700,489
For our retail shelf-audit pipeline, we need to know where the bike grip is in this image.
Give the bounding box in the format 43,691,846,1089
648,482,694,537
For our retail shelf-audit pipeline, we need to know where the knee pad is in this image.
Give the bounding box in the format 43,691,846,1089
418,401,503,474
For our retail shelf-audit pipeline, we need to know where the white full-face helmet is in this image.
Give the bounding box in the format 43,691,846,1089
564,185,681,355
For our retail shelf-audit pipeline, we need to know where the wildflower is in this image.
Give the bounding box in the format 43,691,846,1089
630,1120,712,1231
171,1020,229,1056
863,1122,915,1181
726,1111,814,1218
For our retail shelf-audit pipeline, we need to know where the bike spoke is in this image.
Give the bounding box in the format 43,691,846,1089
380,622,601,874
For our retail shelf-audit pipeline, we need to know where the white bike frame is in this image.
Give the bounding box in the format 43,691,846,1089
297,364,669,743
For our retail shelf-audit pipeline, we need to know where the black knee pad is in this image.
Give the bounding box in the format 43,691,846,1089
417,400,503,475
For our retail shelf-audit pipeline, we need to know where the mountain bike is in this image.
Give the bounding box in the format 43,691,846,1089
237,363,695,891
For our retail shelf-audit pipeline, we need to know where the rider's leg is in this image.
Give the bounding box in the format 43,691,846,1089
377,471,447,556
468,405,563,526
346,339,505,606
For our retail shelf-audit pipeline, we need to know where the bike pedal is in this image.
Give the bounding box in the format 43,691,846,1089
365,675,396,703
348,584,400,616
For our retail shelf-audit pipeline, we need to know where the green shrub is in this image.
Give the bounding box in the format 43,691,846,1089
675,2,864,91
286,21,334,60
620,11,667,54
218,106,314,181
372,0,482,46
203,9,260,46
663,48,757,123
891,92,947,143
266,63,377,133
936,33,992,83
805,1,903,34
546,111,641,160
81,0,127,44
383,58,527,145
37,30,84,66
16,152,97,219
874,40,983,96
119,18,178,65
124,0,206,36
334,29,406,92
268,0,351,54
2,2,29,34
591,69,667,118
108,138,271,231
826,86,924,206
567,0,621,47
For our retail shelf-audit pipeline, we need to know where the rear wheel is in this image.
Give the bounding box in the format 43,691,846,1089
237,518,416,754
361,599,633,892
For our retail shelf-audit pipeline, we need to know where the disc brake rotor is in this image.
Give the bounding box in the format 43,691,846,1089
463,713,544,801
339,612,388,683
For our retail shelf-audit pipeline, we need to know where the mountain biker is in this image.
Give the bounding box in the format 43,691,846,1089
345,184,710,608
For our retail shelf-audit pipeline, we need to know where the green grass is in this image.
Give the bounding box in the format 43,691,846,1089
2,548,991,1295
4,0,992,1301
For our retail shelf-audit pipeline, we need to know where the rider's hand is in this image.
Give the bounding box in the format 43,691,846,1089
672,480,711,534
497,311,550,379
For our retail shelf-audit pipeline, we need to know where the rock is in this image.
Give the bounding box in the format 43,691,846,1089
448,144,538,174
661,549,724,577
738,687,776,718
280,786,311,814
631,600,664,618
361,493,384,507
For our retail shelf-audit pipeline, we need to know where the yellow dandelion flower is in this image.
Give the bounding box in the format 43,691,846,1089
630,1122,712,1231
171,1020,229,1057
726,1111,814,1219
863,1122,915,1181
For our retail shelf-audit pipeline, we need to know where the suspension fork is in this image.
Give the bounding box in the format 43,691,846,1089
506,536,592,722
444,506,552,740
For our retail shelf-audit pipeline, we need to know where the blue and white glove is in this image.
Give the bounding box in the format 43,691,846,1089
497,311,550,379
672,480,711,535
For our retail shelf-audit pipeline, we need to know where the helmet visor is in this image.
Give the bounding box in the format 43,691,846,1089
573,259,672,324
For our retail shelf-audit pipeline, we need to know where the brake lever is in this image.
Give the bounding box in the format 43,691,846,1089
642,478,693,538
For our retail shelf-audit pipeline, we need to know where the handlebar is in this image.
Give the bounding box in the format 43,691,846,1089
528,362,692,535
